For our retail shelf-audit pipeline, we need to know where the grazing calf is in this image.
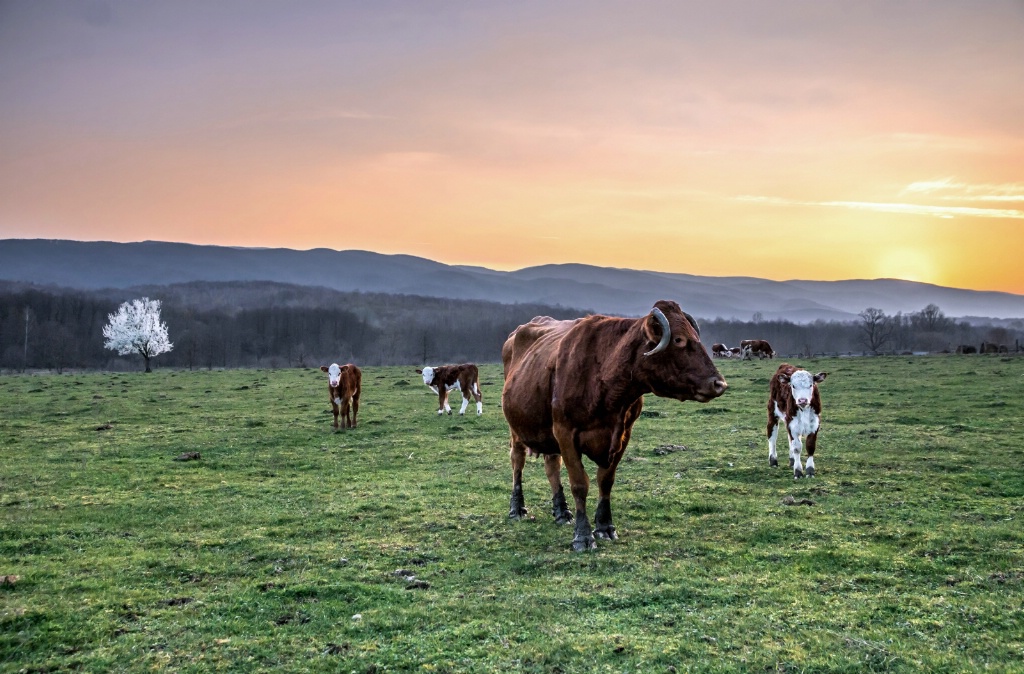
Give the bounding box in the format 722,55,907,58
729,346,743,358
416,364,483,415
741,339,776,359
320,363,362,429
712,343,731,358
767,363,828,478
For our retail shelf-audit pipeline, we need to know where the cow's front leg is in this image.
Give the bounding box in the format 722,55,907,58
458,395,470,415
438,389,450,415
789,432,804,478
508,436,528,519
555,425,595,551
593,466,618,540
544,454,572,524
804,432,818,477
331,399,340,430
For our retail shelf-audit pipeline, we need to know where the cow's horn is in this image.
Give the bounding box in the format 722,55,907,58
644,307,672,356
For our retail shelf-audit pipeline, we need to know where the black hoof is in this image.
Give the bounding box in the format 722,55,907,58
447,411,452,416
806,467,815,478
572,536,597,552
554,512,573,525
794,469,804,479
769,457,778,467
595,526,617,540
509,506,528,519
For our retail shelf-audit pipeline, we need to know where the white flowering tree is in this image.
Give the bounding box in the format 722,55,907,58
102,298,173,372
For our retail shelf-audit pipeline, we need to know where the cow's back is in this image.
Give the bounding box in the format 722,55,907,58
502,316,577,378
502,316,579,453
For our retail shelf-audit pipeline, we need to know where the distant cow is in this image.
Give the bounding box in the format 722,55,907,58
956,344,977,354
320,363,362,429
979,342,1002,354
767,363,828,478
712,343,731,358
416,364,483,415
728,346,743,357
502,300,728,551
741,339,775,359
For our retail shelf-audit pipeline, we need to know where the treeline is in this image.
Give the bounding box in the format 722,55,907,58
0,281,1020,373
0,282,583,372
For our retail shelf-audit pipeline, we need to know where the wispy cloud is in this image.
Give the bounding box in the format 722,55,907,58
902,178,1024,203
734,195,1024,220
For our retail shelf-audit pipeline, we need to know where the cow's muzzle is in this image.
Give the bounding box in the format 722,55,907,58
693,377,728,402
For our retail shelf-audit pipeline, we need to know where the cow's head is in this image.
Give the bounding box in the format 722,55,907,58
321,363,343,388
415,367,435,386
638,300,728,403
778,369,828,409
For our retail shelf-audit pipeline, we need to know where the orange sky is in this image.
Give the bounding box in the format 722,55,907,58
2,2,1023,293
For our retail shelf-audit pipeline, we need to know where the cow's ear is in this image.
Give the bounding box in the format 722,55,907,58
643,313,662,342
777,374,790,384
814,372,828,383
320,366,329,373
415,369,423,374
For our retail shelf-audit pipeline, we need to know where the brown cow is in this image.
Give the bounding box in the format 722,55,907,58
502,300,728,551
711,343,731,358
767,363,828,478
320,363,362,429
741,339,775,359
956,344,977,354
416,364,483,415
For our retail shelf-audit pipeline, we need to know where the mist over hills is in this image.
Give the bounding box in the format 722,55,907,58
3,238,1023,323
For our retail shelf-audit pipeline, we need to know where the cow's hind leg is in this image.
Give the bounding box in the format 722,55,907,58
508,436,529,519
351,391,359,427
544,454,572,524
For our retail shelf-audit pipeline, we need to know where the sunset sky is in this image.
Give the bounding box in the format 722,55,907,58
1,1,1023,292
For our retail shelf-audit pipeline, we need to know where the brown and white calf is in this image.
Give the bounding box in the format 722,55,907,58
320,363,362,429
416,364,483,415
712,343,731,358
767,363,828,478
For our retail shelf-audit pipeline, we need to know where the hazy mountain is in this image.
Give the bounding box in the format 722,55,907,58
3,238,1024,322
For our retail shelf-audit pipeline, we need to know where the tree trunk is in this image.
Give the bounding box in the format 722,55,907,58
143,354,152,373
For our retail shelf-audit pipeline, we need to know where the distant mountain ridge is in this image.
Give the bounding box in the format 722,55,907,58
2,238,1023,322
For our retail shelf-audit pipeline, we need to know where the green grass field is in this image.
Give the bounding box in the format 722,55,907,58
2,355,1023,673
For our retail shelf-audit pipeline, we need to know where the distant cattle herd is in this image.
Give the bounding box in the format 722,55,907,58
712,339,775,360
318,301,1017,551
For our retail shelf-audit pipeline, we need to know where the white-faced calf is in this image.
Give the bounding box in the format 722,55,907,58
767,363,828,478
416,364,483,415
320,363,362,429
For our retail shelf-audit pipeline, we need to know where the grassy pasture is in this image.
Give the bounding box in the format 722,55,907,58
1,355,1023,673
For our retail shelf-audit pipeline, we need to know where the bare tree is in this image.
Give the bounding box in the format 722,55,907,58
858,307,893,354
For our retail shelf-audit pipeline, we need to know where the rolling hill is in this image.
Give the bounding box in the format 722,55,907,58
3,238,1023,322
